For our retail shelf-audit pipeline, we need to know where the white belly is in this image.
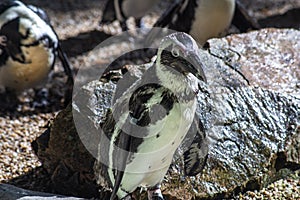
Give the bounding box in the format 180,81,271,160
0,5,58,91
117,100,197,197
190,0,235,45
0,44,54,91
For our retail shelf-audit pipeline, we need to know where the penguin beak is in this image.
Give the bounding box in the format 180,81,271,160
185,50,207,83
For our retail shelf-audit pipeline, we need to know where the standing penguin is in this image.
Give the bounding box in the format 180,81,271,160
97,32,207,200
0,0,73,102
101,0,160,30
171,0,236,45
147,0,259,46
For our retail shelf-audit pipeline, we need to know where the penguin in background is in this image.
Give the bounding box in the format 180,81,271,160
100,0,160,30
101,0,259,45
148,0,260,46
0,0,74,108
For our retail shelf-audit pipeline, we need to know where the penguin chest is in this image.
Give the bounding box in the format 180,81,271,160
0,43,55,91
190,0,235,45
125,100,197,185
0,13,57,91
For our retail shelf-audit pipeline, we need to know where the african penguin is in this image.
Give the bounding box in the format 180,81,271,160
185,0,235,45
101,0,160,30
148,0,235,46
97,32,207,200
147,0,259,46
0,0,73,97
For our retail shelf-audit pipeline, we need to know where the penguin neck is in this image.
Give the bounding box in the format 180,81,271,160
154,57,197,98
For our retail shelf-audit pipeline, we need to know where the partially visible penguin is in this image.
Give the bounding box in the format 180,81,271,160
0,0,73,104
147,0,259,46
174,0,235,45
101,0,160,30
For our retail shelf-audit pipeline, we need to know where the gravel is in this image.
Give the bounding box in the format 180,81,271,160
237,171,300,199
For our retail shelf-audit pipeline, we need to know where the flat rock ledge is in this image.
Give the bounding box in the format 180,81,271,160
26,28,300,199
0,183,85,200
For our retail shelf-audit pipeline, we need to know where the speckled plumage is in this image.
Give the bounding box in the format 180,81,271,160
97,32,207,200
0,0,73,92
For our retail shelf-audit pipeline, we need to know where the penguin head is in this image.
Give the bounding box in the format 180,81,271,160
157,32,207,83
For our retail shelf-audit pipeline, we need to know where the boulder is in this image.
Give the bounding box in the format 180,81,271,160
0,184,85,200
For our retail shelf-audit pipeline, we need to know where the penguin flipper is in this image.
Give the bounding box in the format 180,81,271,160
110,130,132,200
56,43,74,105
183,116,208,176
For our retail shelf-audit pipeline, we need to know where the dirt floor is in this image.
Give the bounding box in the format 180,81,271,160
0,0,299,199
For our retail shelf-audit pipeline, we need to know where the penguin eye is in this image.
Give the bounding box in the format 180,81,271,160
171,47,180,57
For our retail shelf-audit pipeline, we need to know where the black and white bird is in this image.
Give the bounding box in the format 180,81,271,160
174,0,235,45
97,32,207,200
148,0,259,46
101,0,160,30
0,0,73,100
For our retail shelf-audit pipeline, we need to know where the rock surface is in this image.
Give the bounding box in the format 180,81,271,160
0,184,85,200
163,28,300,199
32,104,99,199
33,28,300,199
239,0,300,19
238,0,300,29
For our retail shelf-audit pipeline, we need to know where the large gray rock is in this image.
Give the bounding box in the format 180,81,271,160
147,28,300,199
238,0,300,19
188,28,300,199
33,28,300,199
0,184,85,200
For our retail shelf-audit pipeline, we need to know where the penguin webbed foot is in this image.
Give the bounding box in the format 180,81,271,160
121,194,134,200
150,194,164,200
147,185,164,200
118,187,164,200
